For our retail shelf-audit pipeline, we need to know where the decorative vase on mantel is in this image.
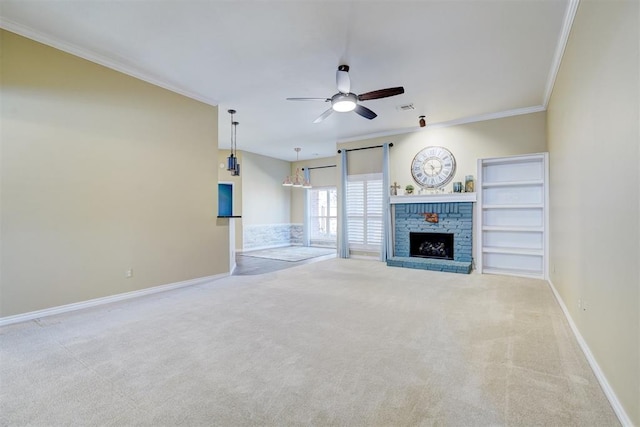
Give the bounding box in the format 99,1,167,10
405,185,415,195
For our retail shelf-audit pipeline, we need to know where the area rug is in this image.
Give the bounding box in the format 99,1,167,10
241,246,335,262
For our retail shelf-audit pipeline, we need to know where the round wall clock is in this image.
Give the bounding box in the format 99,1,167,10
411,146,457,188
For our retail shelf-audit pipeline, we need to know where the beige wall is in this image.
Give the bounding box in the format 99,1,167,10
337,112,546,194
241,151,291,226
0,31,229,317
547,0,639,424
290,156,337,224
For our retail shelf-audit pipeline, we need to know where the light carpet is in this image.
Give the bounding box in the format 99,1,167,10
241,246,335,262
0,258,619,426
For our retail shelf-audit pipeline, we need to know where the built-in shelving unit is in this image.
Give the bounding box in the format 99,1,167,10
477,153,548,279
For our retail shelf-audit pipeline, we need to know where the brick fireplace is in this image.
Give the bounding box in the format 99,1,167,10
387,194,475,274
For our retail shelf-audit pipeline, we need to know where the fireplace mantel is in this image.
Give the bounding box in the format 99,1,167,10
390,193,477,204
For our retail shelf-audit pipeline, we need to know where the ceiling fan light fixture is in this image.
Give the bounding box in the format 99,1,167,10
287,65,404,122
331,93,357,112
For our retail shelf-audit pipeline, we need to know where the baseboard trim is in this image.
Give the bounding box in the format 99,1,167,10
546,279,633,427
0,273,229,327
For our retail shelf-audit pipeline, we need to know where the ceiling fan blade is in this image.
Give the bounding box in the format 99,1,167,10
313,108,334,123
357,86,405,101
336,65,351,94
287,97,330,102
354,104,377,120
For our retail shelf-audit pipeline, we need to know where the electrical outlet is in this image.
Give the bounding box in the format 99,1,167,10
126,269,133,278
578,298,582,309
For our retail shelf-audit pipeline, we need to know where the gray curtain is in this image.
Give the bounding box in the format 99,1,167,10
303,168,310,247
381,143,393,261
338,150,349,258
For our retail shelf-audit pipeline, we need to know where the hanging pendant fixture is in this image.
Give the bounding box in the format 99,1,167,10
226,109,240,177
231,120,240,176
282,148,311,188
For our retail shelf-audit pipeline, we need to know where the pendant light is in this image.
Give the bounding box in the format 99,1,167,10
226,109,240,177
283,148,311,188
231,120,240,176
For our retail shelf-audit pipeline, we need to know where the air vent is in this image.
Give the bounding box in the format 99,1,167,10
397,103,415,111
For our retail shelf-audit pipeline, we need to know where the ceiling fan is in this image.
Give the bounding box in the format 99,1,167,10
287,65,405,123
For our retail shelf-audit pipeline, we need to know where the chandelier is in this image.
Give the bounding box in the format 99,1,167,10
226,109,240,176
282,148,311,188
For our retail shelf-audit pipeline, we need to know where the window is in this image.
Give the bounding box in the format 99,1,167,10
347,173,383,251
309,187,337,247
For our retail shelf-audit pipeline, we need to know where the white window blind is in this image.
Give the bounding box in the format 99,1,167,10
309,187,337,246
347,173,383,251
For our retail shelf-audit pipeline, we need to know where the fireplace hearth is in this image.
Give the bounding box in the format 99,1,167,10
410,232,454,260
388,201,473,274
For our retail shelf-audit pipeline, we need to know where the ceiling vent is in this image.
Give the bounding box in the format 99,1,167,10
397,103,415,111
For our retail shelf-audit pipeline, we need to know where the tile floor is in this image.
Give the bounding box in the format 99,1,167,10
234,249,336,275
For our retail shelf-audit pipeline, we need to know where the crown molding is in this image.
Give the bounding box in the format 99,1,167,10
0,18,219,107
543,0,580,106
337,105,546,144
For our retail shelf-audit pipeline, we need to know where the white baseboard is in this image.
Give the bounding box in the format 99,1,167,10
0,272,229,327
546,279,633,427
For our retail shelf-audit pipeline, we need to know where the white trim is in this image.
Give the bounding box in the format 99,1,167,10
543,152,549,281
336,106,546,144
0,273,228,327
390,193,477,204
547,279,633,427
0,18,218,107
425,106,547,130
543,0,580,106
480,152,547,165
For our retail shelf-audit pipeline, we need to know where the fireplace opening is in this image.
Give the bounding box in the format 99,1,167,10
410,232,454,260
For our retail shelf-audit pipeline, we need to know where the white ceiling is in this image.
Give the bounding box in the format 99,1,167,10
0,0,571,161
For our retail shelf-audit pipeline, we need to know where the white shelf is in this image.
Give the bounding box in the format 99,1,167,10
482,180,543,188
482,204,544,209
477,153,548,279
482,247,543,256
482,226,543,232
481,267,544,280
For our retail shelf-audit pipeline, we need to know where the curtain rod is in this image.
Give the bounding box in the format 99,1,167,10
302,165,336,171
337,142,393,154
